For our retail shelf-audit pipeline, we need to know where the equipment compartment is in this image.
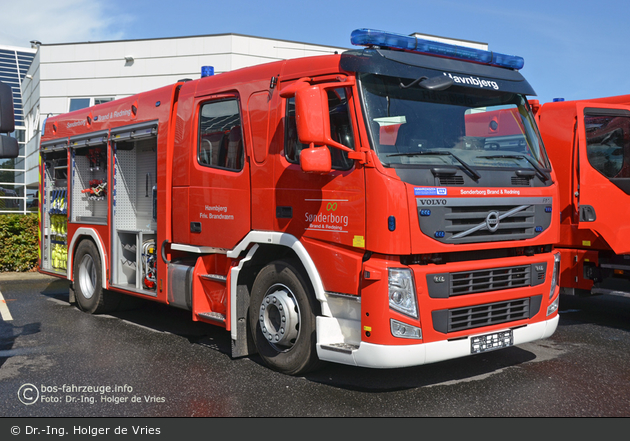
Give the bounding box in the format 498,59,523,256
110,122,158,295
41,150,68,274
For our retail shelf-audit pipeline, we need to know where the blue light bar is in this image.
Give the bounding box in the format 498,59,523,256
350,29,524,70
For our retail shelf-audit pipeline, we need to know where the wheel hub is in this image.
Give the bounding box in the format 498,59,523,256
79,254,97,299
259,284,300,349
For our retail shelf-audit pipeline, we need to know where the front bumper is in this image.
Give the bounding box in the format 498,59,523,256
316,313,558,368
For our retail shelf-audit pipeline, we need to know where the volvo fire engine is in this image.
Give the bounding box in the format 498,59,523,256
39,29,560,375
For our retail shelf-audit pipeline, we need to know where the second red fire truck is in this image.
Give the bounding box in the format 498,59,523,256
39,29,560,375
535,94,630,299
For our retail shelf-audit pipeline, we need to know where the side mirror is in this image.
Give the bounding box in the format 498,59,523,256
0,81,15,133
0,81,18,159
294,84,361,173
295,85,329,147
0,135,19,159
300,145,331,174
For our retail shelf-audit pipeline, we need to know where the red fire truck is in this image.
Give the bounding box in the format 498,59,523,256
39,29,560,375
535,94,630,298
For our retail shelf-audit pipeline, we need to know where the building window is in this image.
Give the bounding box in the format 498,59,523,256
94,97,114,105
0,46,35,214
69,98,91,112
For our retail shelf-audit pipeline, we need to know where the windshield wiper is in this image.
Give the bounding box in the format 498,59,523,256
388,151,481,180
476,154,549,182
400,75,454,91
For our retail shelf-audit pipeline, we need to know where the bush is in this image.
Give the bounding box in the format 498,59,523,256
0,214,39,272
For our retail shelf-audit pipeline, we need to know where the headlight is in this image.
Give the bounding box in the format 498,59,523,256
549,252,561,299
388,268,418,319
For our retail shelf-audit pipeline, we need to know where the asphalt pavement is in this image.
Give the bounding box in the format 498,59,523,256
1,272,630,419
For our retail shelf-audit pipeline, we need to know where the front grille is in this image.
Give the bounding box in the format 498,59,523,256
438,175,464,186
451,265,530,296
433,298,532,333
446,204,535,240
427,263,547,299
511,176,531,186
416,197,553,244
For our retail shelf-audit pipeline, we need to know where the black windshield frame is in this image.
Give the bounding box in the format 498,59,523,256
356,72,552,172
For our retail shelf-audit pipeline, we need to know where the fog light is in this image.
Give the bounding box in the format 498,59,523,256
547,295,559,316
391,319,422,339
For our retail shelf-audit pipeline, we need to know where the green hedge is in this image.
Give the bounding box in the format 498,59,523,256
0,214,39,272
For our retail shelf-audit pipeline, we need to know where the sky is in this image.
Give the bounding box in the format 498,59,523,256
1,0,629,105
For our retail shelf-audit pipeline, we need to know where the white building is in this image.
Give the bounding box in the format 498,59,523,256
21,33,348,191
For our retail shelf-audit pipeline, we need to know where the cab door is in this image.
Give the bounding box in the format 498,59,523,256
576,102,630,254
275,85,366,295
186,95,251,250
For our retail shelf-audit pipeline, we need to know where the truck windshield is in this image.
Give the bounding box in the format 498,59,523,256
359,73,550,172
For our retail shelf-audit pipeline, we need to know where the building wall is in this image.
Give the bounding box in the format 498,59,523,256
22,33,347,189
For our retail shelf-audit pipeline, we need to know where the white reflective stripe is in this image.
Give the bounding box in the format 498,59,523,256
171,243,227,254
0,289,13,321
228,231,327,306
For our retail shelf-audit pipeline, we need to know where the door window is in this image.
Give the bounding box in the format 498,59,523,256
584,110,630,178
198,99,244,171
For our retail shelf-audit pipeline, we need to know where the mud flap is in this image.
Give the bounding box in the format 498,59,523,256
231,284,255,358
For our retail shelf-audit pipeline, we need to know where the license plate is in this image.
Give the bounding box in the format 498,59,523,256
470,330,513,354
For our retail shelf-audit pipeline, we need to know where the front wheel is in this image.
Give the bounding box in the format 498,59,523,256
73,239,120,314
249,260,321,375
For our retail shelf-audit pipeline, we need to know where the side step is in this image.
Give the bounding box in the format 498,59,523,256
320,343,359,354
200,274,227,283
197,311,226,325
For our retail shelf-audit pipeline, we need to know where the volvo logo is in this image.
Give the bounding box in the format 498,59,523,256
418,199,447,206
485,211,500,233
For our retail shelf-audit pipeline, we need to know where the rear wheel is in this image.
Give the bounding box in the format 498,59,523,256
73,239,120,314
249,260,321,375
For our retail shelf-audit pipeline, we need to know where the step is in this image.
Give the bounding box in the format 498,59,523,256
320,343,359,354
197,311,226,324
200,274,227,283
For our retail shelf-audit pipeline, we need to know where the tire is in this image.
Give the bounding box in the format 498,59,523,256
73,239,120,314
249,260,321,375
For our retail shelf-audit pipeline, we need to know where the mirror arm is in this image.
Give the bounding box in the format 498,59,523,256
279,77,313,98
280,76,356,98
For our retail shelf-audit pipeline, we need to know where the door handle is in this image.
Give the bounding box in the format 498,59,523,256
579,205,596,222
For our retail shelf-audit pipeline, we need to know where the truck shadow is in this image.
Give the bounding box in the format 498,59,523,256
0,321,42,370
104,299,543,391
303,345,537,392
557,293,630,332
36,282,555,392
